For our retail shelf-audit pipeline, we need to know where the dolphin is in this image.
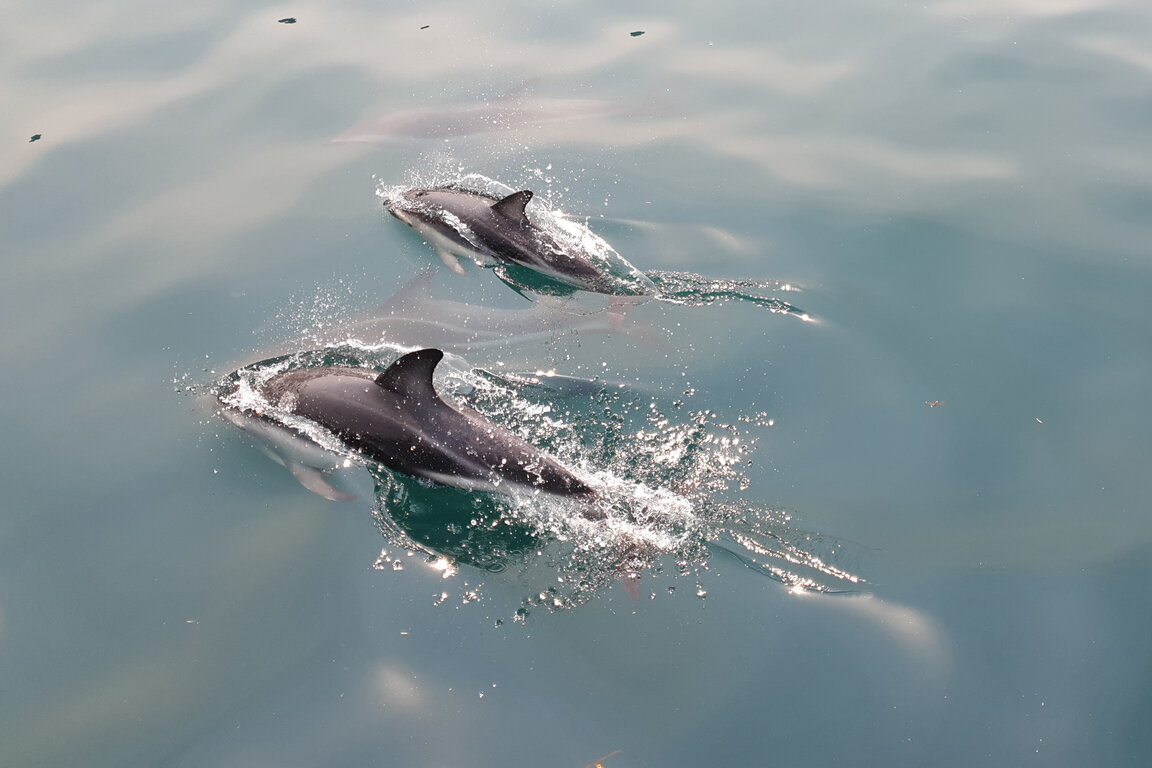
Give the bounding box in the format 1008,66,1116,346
315,270,645,355
333,79,667,145
385,185,654,295
333,80,634,143
222,348,599,506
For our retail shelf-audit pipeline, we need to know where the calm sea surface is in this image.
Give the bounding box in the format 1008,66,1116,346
4,1,1152,766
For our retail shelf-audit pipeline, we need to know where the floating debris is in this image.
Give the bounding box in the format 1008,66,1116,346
420,24,430,30
278,17,296,24
29,134,41,143
630,30,645,37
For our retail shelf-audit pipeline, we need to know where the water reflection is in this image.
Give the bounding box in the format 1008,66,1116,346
930,0,1114,19
1076,35,1152,73
675,48,855,95
373,662,433,712
6,0,1143,272
370,476,542,575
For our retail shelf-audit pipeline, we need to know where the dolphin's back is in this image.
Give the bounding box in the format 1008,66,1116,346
264,352,596,499
393,187,616,293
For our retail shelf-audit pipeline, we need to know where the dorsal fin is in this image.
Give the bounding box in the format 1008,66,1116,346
375,348,444,401
375,268,436,316
491,190,533,223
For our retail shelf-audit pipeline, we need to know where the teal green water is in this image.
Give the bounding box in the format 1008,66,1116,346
4,2,1152,766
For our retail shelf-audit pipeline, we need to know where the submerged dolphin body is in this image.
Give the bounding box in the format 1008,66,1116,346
385,186,654,295
321,270,644,355
335,94,633,144
333,78,668,145
223,349,598,504
219,406,359,502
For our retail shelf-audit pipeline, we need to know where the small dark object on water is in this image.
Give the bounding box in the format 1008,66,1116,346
278,17,296,24
420,24,430,29
630,30,645,37
29,134,41,143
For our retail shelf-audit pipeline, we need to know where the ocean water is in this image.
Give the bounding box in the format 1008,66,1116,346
3,1,1152,766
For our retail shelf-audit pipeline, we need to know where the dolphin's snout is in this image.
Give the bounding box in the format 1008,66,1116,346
388,207,415,226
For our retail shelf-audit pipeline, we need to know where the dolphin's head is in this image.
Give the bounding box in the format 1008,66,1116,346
385,188,431,227
400,188,430,202
388,206,417,227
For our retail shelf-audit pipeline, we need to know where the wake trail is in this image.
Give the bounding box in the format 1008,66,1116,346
644,270,813,320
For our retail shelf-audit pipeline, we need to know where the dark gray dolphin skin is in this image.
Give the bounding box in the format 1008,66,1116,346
387,186,641,295
242,349,598,503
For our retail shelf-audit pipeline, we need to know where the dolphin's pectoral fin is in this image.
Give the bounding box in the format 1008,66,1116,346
376,348,445,403
288,462,357,502
491,190,533,224
435,246,468,275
